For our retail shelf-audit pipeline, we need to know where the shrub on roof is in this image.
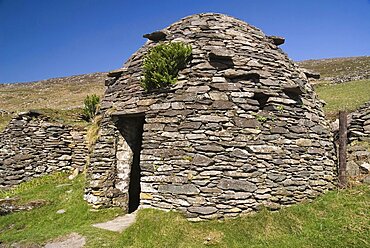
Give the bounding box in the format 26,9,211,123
141,42,192,91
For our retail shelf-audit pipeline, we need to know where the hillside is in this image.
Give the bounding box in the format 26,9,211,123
0,72,106,131
0,72,106,112
315,79,370,119
298,56,370,83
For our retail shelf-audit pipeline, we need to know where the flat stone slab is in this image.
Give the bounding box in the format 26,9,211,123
92,211,137,232
44,233,85,248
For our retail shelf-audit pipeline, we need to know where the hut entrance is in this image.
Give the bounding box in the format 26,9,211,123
115,114,145,213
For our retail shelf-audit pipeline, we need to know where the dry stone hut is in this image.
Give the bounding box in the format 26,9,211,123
85,13,337,219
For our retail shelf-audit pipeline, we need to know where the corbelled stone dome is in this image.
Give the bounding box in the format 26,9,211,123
85,13,336,219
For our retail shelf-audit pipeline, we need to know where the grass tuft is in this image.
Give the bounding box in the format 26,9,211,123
0,114,13,132
86,115,102,151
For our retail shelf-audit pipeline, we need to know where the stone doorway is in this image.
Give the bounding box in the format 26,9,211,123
115,114,145,213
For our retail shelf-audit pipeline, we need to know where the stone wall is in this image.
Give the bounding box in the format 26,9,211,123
349,101,370,142
85,13,337,219
347,101,370,183
0,111,88,188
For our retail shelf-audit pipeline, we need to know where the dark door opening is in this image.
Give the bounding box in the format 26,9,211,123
115,115,145,213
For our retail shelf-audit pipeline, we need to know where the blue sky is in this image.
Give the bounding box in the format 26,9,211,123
1,0,369,83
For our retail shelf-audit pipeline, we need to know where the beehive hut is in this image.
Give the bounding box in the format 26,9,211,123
85,13,337,219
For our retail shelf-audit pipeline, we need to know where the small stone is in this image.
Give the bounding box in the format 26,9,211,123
230,148,249,158
227,207,242,213
224,69,260,80
186,133,207,140
150,103,171,110
137,99,157,106
230,92,254,98
186,86,210,93
296,138,312,147
68,168,79,180
270,127,288,134
161,132,184,139
209,92,228,101
209,48,234,60
158,184,200,195
196,144,224,152
363,175,370,184
346,161,360,176
283,85,305,95
192,154,214,166
268,35,285,46
234,117,259,128
218,179,257,192
171,102,185,109
242,164,257,173
300,68,320,79
189,115,229,123
143,30,167,41
56,209,66,214
211,100,235,109
211,82,241,91
140,193,153,200
247,59,263,68
360,162,370,173
264,202,281,210
211,77,227,83
247,145,283,154
188,206,217,215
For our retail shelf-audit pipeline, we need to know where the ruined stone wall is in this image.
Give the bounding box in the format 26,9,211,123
0,112,88,188
349,101,370,142
347,101,370,183
85,13,337,219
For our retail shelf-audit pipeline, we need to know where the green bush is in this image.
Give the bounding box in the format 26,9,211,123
141,42,192,91
83,94,100,121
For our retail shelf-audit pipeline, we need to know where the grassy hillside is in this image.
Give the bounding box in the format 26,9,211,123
0,72,106,131
315,79,370,119
0,173,369,248
0,72,106,112
298,56,370,83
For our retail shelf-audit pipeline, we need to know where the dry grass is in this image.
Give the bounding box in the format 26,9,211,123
0,114,13,132
298,56,370,80
0,72,106,112
0,72,106,131
86,115,103,151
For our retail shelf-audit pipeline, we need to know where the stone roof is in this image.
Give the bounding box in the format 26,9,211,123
102,13,320,114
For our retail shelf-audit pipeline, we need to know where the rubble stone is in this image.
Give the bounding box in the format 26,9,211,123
0,112,88,188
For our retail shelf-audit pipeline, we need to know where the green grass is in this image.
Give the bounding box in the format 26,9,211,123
315,79,370,119
116,187,370,248
0,114,13,132
0,173,123,247
38,108,89,127
1,173,369,247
